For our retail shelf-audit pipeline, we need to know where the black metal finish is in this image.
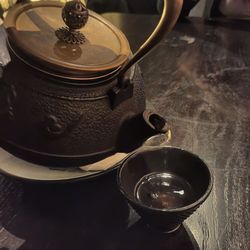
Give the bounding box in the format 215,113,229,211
55,0,89,44
118,146,213,233
108,78,134,109
0,47,146,166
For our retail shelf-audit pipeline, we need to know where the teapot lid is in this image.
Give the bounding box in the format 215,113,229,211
4,1,131,81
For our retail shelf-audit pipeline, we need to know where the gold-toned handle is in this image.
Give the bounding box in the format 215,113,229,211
117,0,183,81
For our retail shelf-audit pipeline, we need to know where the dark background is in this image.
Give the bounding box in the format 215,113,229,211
86,0,221,17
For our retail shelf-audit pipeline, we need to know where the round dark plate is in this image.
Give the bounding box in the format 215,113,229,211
0,133,171,183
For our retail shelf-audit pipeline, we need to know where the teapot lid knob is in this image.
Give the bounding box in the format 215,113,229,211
55,0,89,45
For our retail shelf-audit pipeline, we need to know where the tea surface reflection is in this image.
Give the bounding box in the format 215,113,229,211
135,172,195,209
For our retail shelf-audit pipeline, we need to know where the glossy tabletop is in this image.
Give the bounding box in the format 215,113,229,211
0,14,250,250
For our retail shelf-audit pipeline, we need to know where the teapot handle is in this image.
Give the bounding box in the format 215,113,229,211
118,0,183,81
109,0,183,108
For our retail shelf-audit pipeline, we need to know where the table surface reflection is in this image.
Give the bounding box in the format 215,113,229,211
0,14,250,250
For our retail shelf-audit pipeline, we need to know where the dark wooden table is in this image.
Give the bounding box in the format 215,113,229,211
0,14,250,250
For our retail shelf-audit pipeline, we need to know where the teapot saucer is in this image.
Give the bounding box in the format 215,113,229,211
0,133,171,183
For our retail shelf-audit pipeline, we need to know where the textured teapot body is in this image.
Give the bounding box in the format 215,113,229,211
0,0,183,167
0,49,145,166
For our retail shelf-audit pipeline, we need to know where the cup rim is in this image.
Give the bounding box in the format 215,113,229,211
117,145,213,213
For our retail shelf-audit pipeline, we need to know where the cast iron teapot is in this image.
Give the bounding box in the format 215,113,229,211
0,0,183,167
